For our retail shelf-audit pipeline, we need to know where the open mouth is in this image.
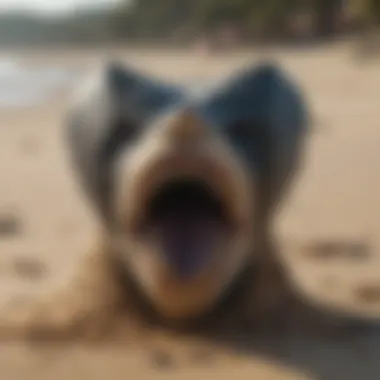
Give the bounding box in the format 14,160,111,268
143,178,231,278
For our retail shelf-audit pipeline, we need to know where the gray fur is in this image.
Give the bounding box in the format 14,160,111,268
65,61,309,225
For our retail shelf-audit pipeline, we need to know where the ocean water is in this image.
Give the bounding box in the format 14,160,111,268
0,57,82,107
0,57,229,109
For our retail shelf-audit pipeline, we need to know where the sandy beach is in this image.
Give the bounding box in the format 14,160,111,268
0,44,380,379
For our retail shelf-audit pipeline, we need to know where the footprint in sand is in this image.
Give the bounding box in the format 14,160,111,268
301,240,371,261
354,283,380,305
0,212,23,238
11,256,47,281
148,350,176,370
300,240,380,309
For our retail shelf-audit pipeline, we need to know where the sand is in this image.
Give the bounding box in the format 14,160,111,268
0,44,380,380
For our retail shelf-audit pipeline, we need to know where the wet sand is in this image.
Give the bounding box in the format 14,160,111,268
0,44,380,380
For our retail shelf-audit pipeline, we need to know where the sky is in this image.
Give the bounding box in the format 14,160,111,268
0,0,122,14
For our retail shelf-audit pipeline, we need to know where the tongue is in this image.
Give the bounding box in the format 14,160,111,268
154,210,223,278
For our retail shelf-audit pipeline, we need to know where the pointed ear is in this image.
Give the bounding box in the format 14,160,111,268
200,61,309,134
65,62,184,220
199,62,309,193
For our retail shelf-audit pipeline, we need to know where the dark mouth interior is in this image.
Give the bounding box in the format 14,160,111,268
146,179,229,278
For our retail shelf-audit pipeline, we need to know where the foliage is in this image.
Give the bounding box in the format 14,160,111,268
114,0,347,41
0,0,379,46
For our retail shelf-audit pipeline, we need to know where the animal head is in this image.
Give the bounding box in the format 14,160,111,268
66,61,308,322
